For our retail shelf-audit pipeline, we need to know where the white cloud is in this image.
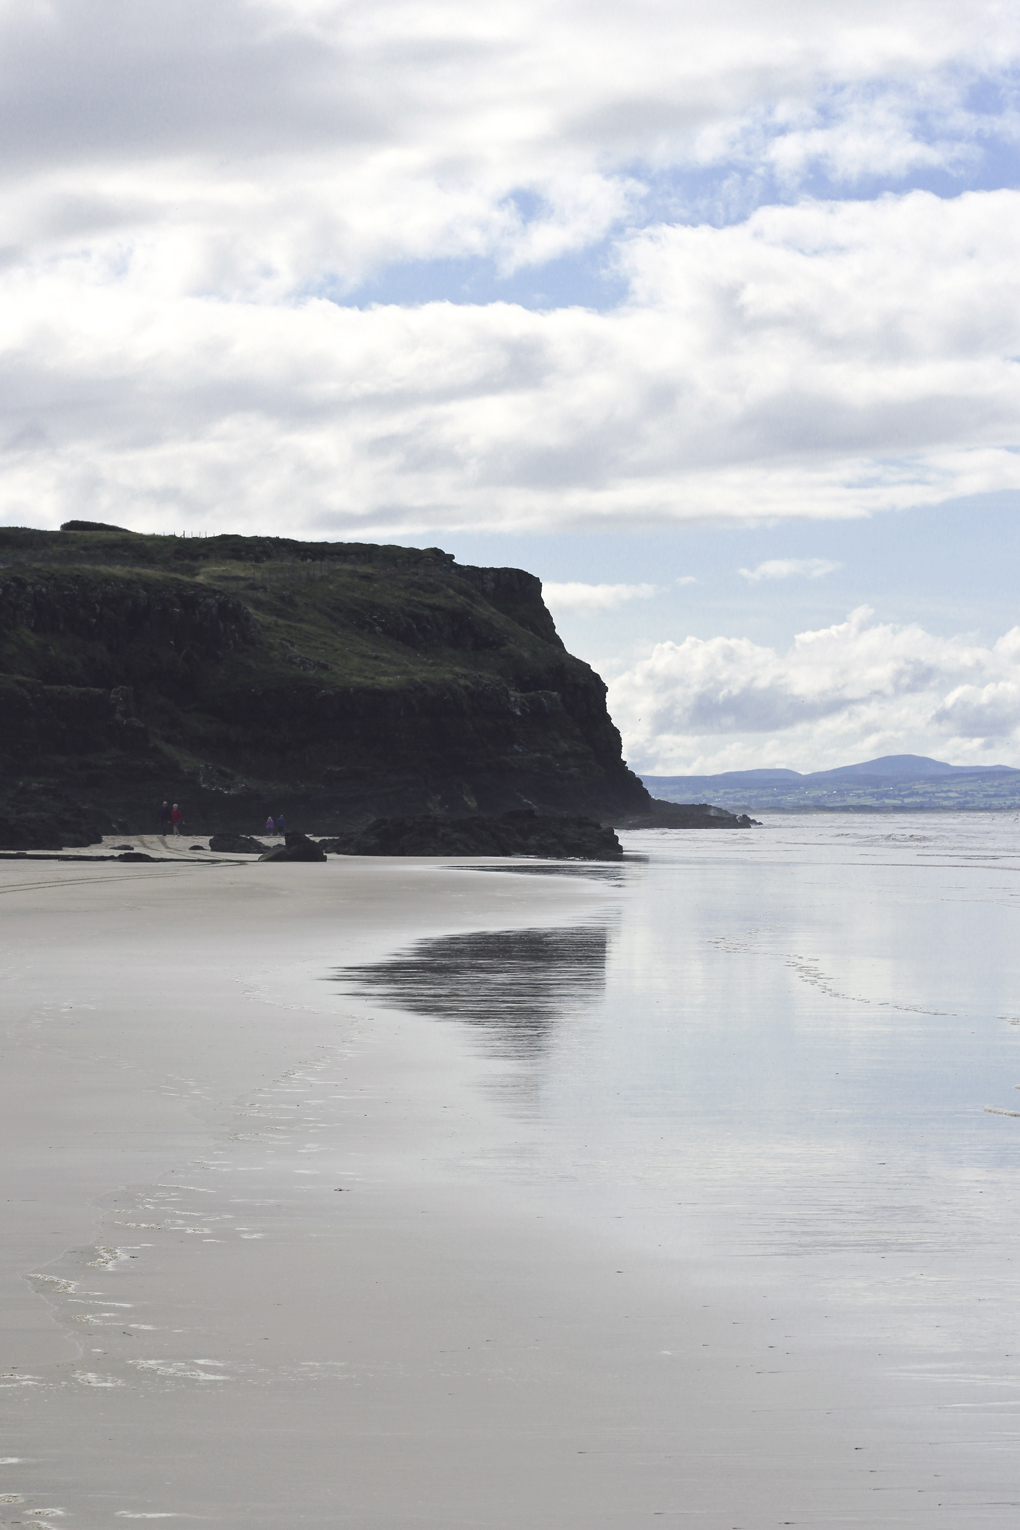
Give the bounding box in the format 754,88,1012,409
739,558,841,582
609,609,1020,774
3,188,1020,533
543,582,659,614
698,73,1017,196
1,3,1020,532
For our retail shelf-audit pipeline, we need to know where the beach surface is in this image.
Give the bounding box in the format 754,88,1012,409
2,828,1018,1526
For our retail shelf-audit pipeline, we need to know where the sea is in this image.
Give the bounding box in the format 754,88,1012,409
346,813,1020,1260
342,811,1020,1510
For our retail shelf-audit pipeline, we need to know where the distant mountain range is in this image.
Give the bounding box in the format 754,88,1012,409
642,755,1020,811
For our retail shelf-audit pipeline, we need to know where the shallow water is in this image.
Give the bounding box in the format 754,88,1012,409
340,813,1020,1500
342,816,1020,1240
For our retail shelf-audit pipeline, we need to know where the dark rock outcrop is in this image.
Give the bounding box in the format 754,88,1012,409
209,832,270,854
616,800,759,829
318,809,622,860
0,783,110,850
60,520,131,533
259,832,328,862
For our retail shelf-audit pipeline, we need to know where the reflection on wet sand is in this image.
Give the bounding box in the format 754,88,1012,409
336,925,609,1057
453,862,630,882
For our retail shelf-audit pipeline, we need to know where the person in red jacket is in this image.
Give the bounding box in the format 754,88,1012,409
171,803,184,835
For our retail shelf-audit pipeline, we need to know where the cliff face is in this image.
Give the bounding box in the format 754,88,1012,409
0,527,651,835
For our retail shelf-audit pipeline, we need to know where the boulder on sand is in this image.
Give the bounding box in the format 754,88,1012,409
209,833,270,854
259,832,327,863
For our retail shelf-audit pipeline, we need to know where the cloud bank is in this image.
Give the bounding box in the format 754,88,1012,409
609,609,1020,775
1,0,1019,533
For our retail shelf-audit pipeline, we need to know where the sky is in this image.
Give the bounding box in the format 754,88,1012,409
1,0,1019,774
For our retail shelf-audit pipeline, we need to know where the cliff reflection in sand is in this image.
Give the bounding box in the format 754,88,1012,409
336,925,609,1058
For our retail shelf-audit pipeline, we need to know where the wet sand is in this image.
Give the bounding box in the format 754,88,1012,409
1,839,1015,1526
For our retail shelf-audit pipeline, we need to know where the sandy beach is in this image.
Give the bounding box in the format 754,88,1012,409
3,833,1018,1527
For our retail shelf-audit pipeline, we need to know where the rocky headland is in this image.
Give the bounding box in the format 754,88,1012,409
0,524,752,850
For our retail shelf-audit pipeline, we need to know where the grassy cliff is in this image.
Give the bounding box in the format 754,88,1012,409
0,524,651,838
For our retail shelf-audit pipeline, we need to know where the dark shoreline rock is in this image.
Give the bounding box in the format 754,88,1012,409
615,800,759,829
259,832,328,862
318,809,622,860
209,832,270,854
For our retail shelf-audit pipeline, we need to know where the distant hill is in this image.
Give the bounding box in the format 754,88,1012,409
0,524,651,843
643,755,1020,811
808,753,1016,781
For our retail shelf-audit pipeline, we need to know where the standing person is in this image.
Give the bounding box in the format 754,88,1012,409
171,803,184,836
158,800,171,835
274,812,286,834
265,814,276,835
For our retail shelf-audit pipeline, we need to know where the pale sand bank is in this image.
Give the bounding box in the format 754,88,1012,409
0,852,1002,1526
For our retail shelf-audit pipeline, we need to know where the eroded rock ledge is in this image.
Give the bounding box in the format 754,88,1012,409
617,800,759,829
318,810,623,860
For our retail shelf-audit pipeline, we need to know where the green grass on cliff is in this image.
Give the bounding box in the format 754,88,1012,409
0,526,565,695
